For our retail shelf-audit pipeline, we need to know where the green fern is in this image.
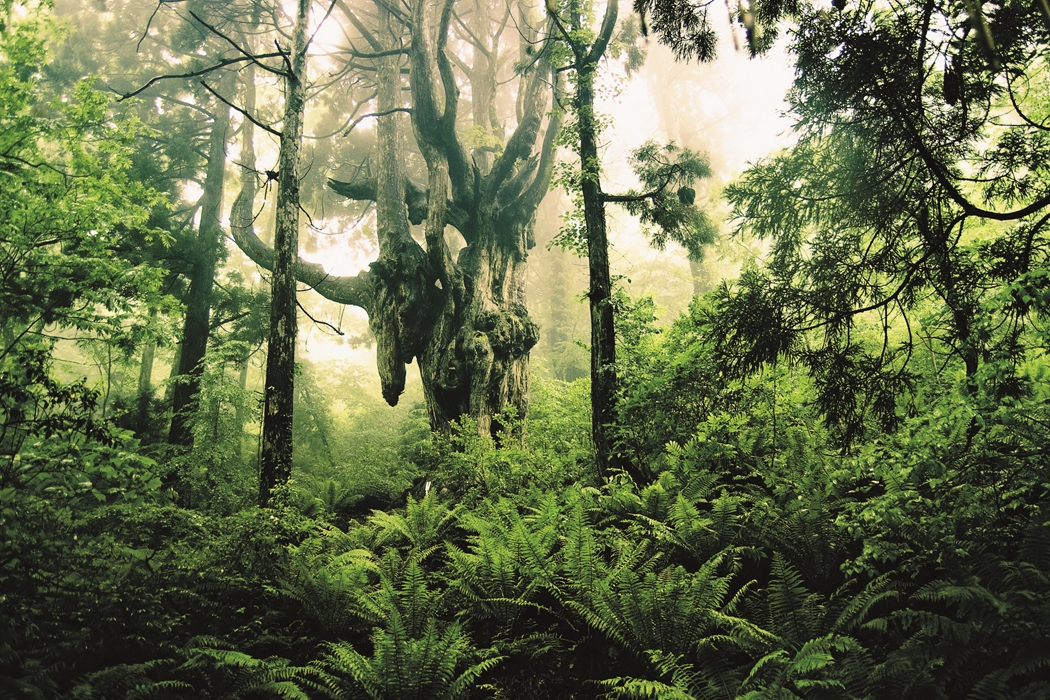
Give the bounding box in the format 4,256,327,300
601,649,736,700
446,516,551,630
739,554,884,699
320,617,501,700
880,524,1050,698
368,493,459,558
572,550,764,696
277,530,381,635
176,637,322,699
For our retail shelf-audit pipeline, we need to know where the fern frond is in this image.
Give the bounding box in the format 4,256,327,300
600,676,698,699
831,573,897,634
766,553,820,642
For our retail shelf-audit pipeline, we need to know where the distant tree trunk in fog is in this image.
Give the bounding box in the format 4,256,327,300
231,47,259,465
137,338,155,398
232,0,560,438
135,311,157,432
258,0,309,506
235,353,250,459
690,258,715,296
649,51,720,295
165,343,182,405
546,246,588,382
168,98,230,447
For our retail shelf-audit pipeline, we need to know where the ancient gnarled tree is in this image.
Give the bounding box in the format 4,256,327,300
233,0,559,435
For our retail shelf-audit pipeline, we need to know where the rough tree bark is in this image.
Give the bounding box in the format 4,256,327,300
257,0,309,506
168,98,230,447
232,0,559,437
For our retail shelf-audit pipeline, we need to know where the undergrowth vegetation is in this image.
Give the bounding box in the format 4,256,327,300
5,292,1050,699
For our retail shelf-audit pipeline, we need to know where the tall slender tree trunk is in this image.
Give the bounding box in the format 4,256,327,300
235,354,250,460
576,64,619,478
231,49,259,466
137,337,155,398
168,100,231,447
165,343,182,405
560,0,646,482
258,0,310,506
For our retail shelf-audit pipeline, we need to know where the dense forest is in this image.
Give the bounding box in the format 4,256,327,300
3,0,1050,695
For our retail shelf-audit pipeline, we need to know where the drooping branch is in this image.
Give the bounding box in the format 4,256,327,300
341,107,413,136
327,175,469,230
229,216,373,308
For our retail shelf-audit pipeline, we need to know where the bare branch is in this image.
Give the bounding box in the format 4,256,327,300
296,298,345,335
200,80,283,137
137,0,186,52
452,8,491,57
374,0,411,27
341,107,413,136
188,10,287,77
304,0,339,55
116,52,286,100
347,44,411,59
275,39,295,76
334,0,385,51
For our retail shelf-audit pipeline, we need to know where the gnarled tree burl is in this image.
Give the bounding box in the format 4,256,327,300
232,0,559,435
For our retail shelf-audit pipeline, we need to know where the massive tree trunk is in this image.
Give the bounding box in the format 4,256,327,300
258,0,309,506
168,99,231,447
232,0,558,437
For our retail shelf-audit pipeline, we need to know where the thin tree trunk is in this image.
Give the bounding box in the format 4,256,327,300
231,56,258,465
136,311,156,435
137,337,156,398
258,0,309,506
564,0,646,482
576,64,619,478
165,343,182,405
235,352,250,460
168,99,231,447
